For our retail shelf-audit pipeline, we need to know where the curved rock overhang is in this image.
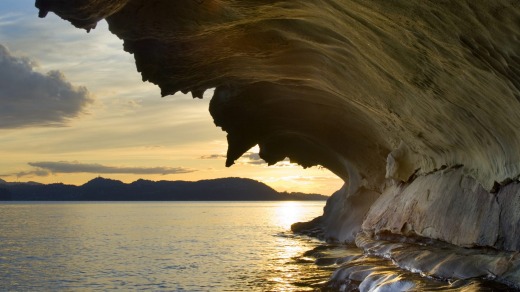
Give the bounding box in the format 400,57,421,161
35,0,520,249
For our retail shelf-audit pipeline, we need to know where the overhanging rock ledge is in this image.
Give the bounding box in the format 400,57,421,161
35,0,520,285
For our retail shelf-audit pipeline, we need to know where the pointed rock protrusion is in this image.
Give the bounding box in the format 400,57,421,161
38,9,49,18
225,134,256,167
191,89,205,99
35,0,49,18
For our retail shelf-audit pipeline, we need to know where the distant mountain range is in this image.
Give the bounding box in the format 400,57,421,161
0,177,328,201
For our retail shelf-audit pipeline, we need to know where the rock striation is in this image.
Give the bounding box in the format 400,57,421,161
35,0,520,287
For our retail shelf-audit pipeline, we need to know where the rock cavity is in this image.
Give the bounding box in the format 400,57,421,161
35,0,520,288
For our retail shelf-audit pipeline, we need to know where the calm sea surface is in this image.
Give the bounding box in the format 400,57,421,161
0,201,331,291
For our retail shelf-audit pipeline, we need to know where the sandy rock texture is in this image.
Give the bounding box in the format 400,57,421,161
35,0,520,265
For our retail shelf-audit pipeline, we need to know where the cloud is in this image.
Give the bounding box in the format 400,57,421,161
240,152,265,164
201,151,266,165
0,44,93,128
200,151,302,167
200,154,226,159
21,161,195,176
14,169,51,178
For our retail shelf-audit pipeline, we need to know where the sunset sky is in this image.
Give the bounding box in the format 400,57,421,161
0,0,342,195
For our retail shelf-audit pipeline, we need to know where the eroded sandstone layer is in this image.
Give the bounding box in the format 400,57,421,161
36,0,520,287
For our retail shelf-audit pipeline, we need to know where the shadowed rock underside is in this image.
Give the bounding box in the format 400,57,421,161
35,0,520,288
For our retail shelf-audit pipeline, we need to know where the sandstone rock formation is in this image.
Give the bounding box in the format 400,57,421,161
35,0,520,287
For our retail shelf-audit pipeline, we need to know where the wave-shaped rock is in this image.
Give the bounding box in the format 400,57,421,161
35,0,520,287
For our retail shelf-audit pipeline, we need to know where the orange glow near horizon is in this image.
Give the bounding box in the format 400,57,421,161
0,11,344,196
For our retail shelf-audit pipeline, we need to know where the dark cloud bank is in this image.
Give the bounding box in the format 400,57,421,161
14,161,194,178
0,44,92,128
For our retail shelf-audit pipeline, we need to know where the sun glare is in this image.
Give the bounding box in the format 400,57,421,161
275,201,305,229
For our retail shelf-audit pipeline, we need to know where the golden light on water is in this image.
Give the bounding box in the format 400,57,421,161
275,201,306,230
260,201,326,291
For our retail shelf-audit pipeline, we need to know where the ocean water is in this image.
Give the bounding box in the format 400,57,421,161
0,201,332,291
2,201,513,291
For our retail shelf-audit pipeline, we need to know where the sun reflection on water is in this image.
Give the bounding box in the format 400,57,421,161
275,201,307,230
0,202,332,291
255,201,332,291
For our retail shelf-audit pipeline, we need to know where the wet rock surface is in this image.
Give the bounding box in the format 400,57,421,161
295,239,515,291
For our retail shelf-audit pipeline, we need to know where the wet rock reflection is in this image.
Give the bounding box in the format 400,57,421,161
289,235,517,291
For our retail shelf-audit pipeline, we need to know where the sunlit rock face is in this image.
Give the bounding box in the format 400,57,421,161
38,0,520,272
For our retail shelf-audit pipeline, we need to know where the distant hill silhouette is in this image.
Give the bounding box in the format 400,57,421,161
0,177,328,201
